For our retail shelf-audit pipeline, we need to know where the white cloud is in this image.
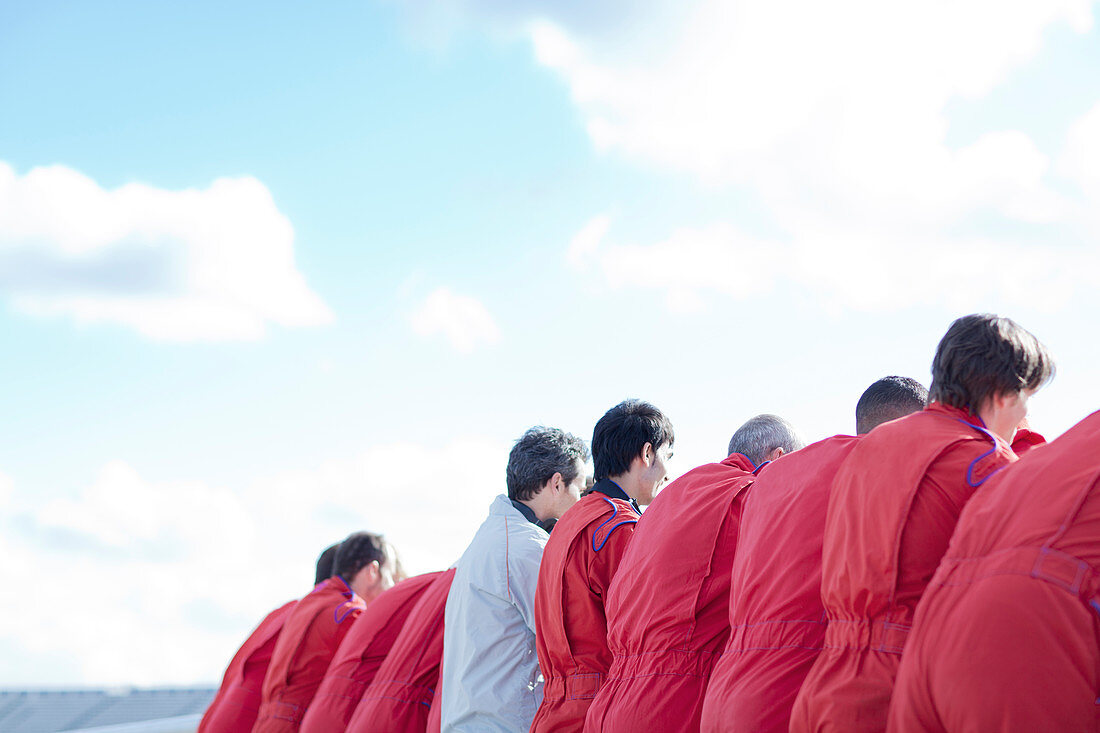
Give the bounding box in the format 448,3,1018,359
410,286,501,352
0,161,332,341
0,471,11,509
566,214,612,269
0,437,509,686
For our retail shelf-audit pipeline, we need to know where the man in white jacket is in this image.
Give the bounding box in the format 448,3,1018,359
441,426,590,732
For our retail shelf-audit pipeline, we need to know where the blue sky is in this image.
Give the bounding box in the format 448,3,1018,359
2,0,1100,686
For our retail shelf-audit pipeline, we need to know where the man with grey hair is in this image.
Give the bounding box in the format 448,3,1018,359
727,414,806,468
441,426,590,732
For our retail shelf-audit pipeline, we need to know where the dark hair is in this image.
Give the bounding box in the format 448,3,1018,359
727,414,804,465
314,543,340,585
592,399,674,480
929,314,1054,414
506,427,590,501
333,532,388,582
856,376,929,435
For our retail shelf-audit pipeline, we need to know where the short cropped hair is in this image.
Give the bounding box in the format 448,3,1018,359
929,314,1054,414
334,532,388,582
592,399,675,481
506,427,590,502
856,376,929,435
315,543,340,585
727,414,805,465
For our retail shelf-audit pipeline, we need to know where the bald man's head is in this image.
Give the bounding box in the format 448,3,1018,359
727,414,805,466
856,376,928,434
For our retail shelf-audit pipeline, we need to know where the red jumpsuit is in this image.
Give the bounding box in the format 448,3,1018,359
701,435,860,733
889,411,1100,732
584,454,758,733
253,577,367,732
347,568,456,733
531,485,640,733
299,572,441,733
199,601,296,733
790,404,1017,733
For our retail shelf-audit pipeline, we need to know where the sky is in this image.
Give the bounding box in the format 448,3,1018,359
2,0,1099,687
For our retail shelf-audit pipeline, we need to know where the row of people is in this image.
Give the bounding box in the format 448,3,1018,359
200,312,1094,732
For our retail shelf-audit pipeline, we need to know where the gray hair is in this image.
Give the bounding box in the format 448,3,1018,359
727,414,805,466
506,426,590,501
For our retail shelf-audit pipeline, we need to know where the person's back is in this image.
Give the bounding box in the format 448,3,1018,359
532,399,672,733
701,436,858,733
583,454,757,732
348,568,457,733
300,572,441,733
791,313,1054,733
441,426,589,732
199,601,296,733
889,410,1100,732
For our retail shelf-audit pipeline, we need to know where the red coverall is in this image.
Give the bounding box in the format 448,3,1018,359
199,601,295,733
299,573,441,733
583,454,758,733
701,435,860,733
253,577,367,732
889,411,1100,732
347,568,456,733
789,404,1017,733
531,488,641,733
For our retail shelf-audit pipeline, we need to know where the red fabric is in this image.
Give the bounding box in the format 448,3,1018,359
299,573,441,733
347,569,456,733
253,577,367,733
889,410,1100,732
583,454,757,733
790,404,1017,733
531,492,640,733
198,601,295,733
1010,426,1045,456
701,436,860,733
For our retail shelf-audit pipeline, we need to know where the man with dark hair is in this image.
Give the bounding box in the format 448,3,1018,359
199,542,341,733
442,426,590,732
701,377,927,733
254,532,403,732
791,314,1054,733
727,414,806,467
889,411,1100,732
302,570,445,733
584,414,799,732
854,376,928,435
531,400,674,733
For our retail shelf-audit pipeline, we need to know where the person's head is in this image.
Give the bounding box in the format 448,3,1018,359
314,543,340,585
334,532,403,602
856,376,929,435
929,314,1054,441
727,414,805,466
592,399,675,505
506,426,590,520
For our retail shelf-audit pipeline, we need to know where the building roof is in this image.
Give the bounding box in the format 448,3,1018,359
0,687,216,733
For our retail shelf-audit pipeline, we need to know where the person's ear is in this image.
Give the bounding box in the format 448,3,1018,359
551,471,565,494
769,447,785,461
641,442,654,468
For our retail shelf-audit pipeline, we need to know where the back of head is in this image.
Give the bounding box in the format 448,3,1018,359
856,376,929,434
333,532,390,582
315,542,340,585
727,414,805,466
506,426,590,501
592,399,675,480
929,313,1054,413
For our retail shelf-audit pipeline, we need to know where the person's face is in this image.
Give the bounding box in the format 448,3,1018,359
555,459,587,518
987,387,1037,443
637,442,674,505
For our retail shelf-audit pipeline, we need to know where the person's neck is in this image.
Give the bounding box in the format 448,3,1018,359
518,496,555,523
606,473,642,502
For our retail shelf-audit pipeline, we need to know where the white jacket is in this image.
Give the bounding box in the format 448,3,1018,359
441,494,549,732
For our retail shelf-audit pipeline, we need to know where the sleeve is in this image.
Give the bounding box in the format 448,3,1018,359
510,535,545,634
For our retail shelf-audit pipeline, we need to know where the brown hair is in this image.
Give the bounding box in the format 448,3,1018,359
929,314,1054,414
